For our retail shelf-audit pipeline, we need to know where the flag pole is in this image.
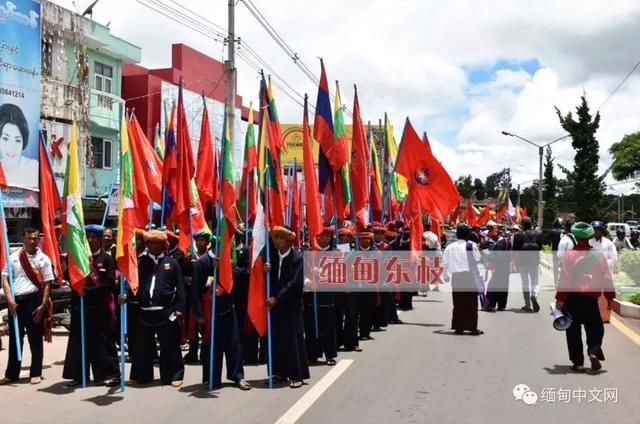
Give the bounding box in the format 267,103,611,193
101,158,120,227
119,275,126,392
367,122,373,222
80,294,87,388
208,107,227,391
0,189,21,361
380,117,388,223
264,159,273,390
245,169,250,247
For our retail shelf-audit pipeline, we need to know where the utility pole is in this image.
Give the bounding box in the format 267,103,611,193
226,0,237,147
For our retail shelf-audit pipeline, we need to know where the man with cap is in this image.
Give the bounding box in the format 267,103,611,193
181,230,211,364
266,225,310,388
191,236,251,391
304,226,338,366
443,224,484,335
357,229,376,341
63,225,120,387
334,225,362,352
556,222,615,372
129,230,185,387
512,217,542,312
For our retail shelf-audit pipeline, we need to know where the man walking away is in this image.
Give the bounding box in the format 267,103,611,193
512,217,542,312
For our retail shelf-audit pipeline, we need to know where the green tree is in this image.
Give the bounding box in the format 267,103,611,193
455,175,474,198
555,95,606,222
610,132,640,183
542,146,558,228
485,168,511,198
473,178,485,200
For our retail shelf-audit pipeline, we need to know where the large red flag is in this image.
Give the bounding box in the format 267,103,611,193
128,115,163,226
350,86,369,230
461,198,478,226
477,202,492,225
303,96,322,249
39,137,63,284
195,101,215,206
394,119,460,220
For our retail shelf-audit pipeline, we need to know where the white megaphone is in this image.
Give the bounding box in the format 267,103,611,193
550,303,573,331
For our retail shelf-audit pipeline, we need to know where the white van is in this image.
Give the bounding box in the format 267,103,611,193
606,223,631,237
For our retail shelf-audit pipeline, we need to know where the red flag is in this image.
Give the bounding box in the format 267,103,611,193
128,115,163,225
394,119,460,219
172,82,196,251
195,101,215,206
303,97,323,249
405,191,424,257
39,137,63,284
350,86,369,230
477,202,492,225
461,199,478,226
291,169,301,247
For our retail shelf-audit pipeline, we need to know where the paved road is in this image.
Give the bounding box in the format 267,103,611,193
1,270,638,424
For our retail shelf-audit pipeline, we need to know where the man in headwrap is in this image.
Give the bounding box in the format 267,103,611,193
304,226,338,366
357,230,376,341
191,235,250,390
266,226,310,388
556,222,615,372
129,230,185,387
334,225,362,352
63,224,120,387
443,224,484,335
371,222,391,330
181,230,211,364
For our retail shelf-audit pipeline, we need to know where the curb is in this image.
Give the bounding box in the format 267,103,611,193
613,299,640,319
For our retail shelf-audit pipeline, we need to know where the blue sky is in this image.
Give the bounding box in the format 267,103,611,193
427,58,542,148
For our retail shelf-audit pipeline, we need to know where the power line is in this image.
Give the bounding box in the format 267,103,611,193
135,0,314,114
598,59,640,111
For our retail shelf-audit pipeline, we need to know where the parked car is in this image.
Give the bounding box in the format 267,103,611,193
606,222,631,237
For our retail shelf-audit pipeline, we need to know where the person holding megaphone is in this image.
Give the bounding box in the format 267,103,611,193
555,222,616,373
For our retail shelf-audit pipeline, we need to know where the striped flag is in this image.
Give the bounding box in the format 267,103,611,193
218,107,236,293
62,121,91,293
333,82,351,222
117,113,139,293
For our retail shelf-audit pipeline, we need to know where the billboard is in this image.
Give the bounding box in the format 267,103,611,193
0,0,41,191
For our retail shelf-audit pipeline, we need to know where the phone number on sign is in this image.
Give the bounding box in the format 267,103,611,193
0,86,24,99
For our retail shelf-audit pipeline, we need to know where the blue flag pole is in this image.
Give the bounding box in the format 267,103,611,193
0,189,21,361
80,295,87,388
264,164,273,390
101,158,120,228
119,275,126,392
208,106,227,391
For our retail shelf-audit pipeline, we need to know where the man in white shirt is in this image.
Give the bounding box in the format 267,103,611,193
421,221,441,295
1,228,54,385
589,221,618,273
443,224,483,335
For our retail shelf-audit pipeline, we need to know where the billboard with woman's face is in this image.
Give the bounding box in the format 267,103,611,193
0,0,41,191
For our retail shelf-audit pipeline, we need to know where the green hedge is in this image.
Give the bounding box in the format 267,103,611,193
618,251,640,284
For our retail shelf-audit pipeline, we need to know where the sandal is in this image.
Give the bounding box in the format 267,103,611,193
105,378,121,387
326,358,337,366
289,380,303,389
354,346,363,352
469,329,484,335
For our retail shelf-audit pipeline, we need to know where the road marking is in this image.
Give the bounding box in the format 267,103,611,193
610,315,640,346
274,359,354,424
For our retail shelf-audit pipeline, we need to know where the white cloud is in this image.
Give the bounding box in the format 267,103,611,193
52,0,640,194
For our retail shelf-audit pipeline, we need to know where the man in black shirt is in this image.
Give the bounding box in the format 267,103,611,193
512,217,542,312
63,225,120,387
129,230,185,387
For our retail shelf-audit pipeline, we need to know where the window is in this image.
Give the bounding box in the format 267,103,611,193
89,137,112,169
41,38,52,78
94,61,113,93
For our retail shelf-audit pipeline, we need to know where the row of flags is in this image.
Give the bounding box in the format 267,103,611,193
0,60,465,338
456,192,528,227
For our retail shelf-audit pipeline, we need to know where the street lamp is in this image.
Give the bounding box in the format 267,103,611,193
501,131,571,228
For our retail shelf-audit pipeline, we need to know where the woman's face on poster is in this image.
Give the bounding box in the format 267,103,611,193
0,123,24,159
